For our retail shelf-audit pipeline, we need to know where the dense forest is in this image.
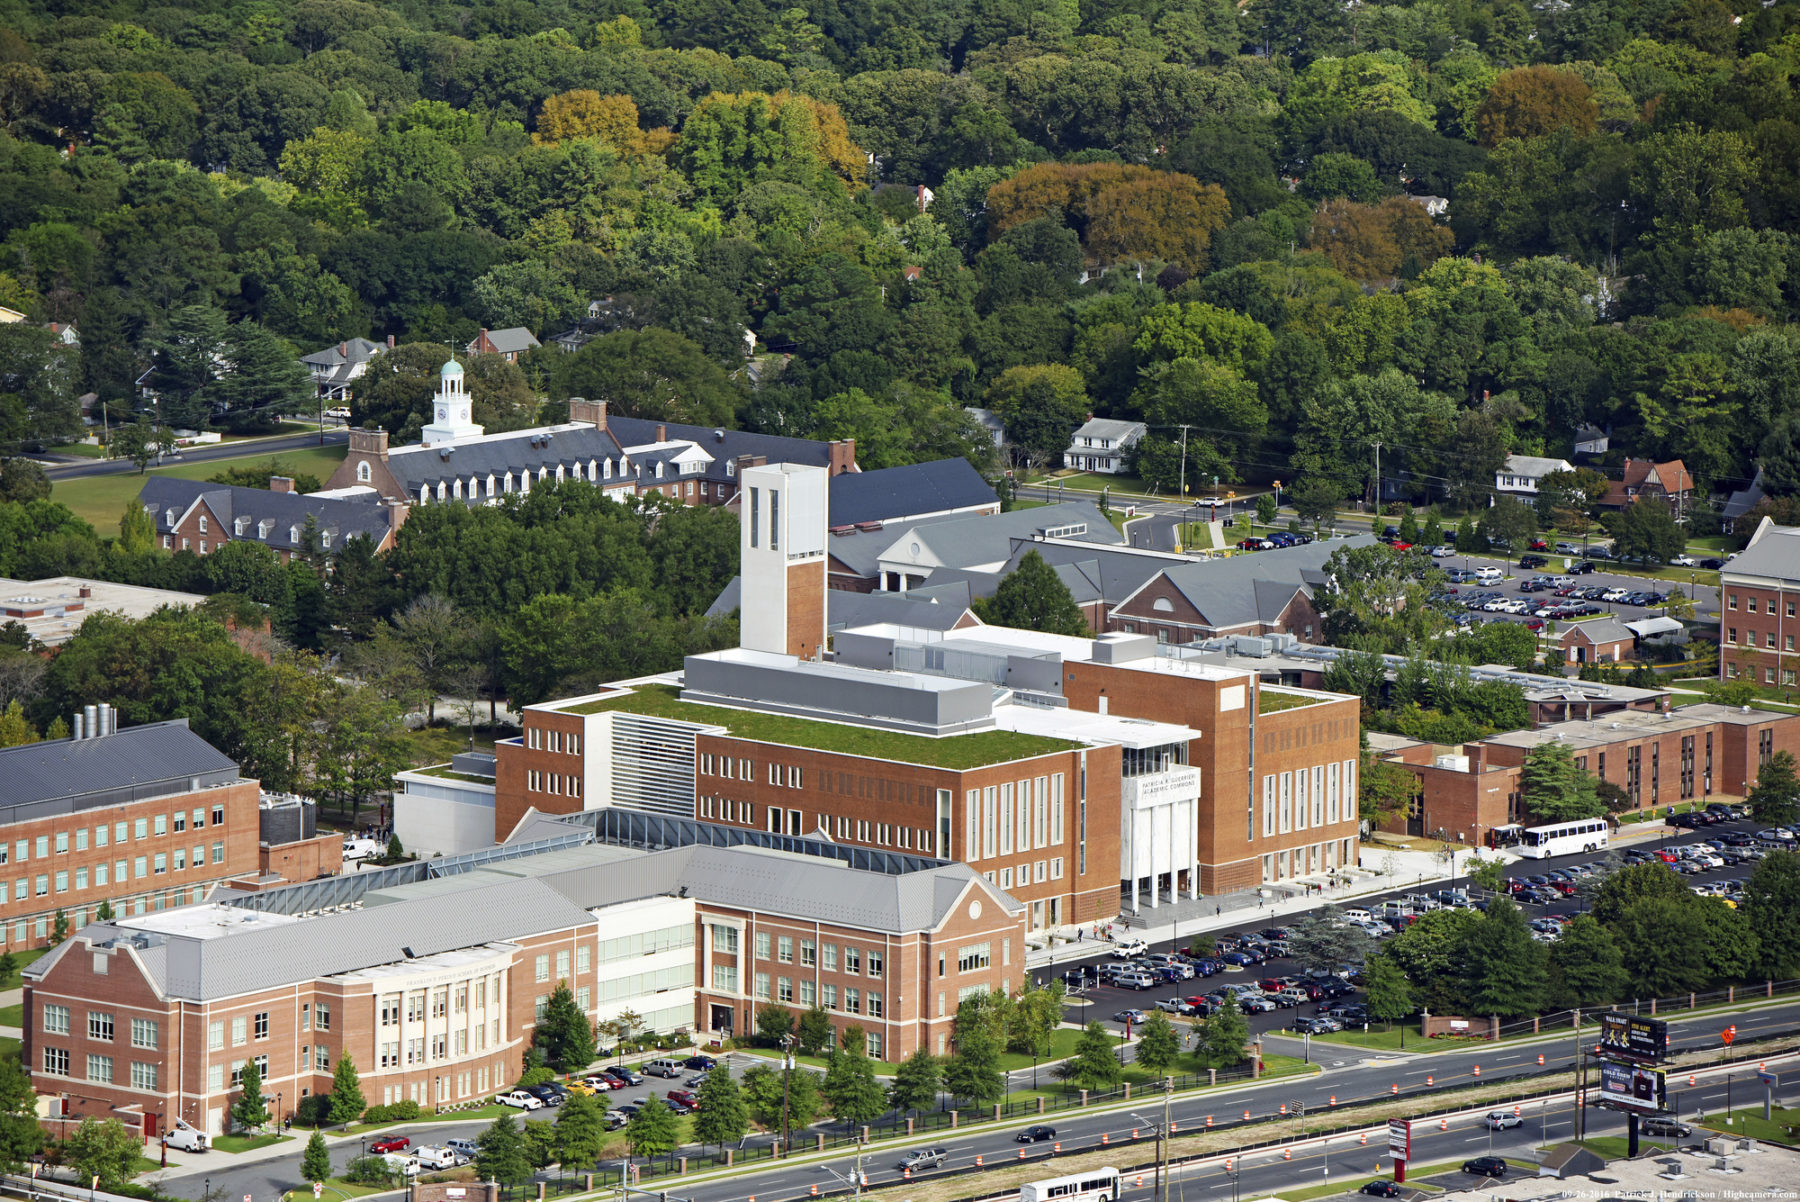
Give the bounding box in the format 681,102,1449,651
2,0,1800,514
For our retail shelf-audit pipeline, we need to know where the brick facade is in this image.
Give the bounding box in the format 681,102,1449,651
1719,581,1800,688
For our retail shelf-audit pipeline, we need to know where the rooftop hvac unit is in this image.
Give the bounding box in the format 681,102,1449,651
1234,636,1272,657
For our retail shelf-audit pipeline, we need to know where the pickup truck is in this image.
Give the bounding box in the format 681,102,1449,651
412,1146,457,1170
897,1148,948,1171
1112,937,1149,957
498,1089,544,1110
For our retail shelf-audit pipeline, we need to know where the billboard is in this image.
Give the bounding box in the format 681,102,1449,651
1388,1119,1411,1160
1597,1060,1667,1113
1598,1013,1669,1063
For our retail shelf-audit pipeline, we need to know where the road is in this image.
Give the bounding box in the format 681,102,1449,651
34,429,348,481
168,821,1796,1202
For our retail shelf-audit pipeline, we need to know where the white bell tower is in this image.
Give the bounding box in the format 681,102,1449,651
421,359,483,447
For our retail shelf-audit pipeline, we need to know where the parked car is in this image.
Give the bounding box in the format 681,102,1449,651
897,1148,948,1170
1114,1008,1148,1025
1360,1182,1402,1198
1641,1117,1693,1138
1015,1125,1057,1143
1240,995,1276,1014
370,1137,412,1155
1113,937,1150,957
666,1089,700,1111
1462,1158,1508,1178
683,1055,717,1071
644,1058,683,1078
381,1154,420,1178
446,1139,479,1164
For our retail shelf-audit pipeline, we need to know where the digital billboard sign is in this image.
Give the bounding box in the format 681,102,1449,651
1597,1060,1667,1113
1597,1013,1669,1063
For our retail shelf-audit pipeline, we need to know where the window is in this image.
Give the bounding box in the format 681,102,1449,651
535,954,550,983
778,936,793,964
867,992,883,1018
87,1055,113,1083
712,964,737,992
755,932,770,960
212,806,223,826
316,1003,330,1031
315,1046,330,1071
822,944,837,972
800,940,816,968
88,1012,113,1041
43,1004,69,1035
754,972,771,1001
822,983,837,1010
1729,594,1739,610
231,1016,246,1046
130,1062,157,1090
956,943,991,973
212,842,224,863
845,988,860,1014
208,1021,223,1051
254,1011,269,1040
800,980,815,1006
778,977,793,1003
42,1048,68,1076
711,925,738,954
844,947,861,974
867,950,883,979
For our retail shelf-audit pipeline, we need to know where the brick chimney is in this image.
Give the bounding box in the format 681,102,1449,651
348,428,390,458
269,476,296,494
337,342,348,357
386,334,395,349
386,502,410,536
568,397,607,429
477,328,489,352
656,423,667,443
827,439,857,476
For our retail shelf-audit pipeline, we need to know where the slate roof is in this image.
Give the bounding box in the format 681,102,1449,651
828,459,997,527
1563,618,1631,644
471,327,540,355
603,416,845,487
1723,469,1765,522
0,719,238,815
139,476,394,554
1067,417,1145,445
299,338,385,391
1118,536,1380,629
876,501,1123,575
381,422,629,501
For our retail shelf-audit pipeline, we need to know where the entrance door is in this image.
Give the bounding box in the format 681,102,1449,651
710,1004,734,1034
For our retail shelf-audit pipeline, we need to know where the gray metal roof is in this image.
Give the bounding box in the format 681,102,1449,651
139,477,393,553
705,576,975,632
1136,536,1379,629
473,328,541,354
1723,469,1765,521
828,459,996,527
1067,418,1146,444
0,719,238,819
604,417,841,486
382,424,627,498
1720,518,1800,580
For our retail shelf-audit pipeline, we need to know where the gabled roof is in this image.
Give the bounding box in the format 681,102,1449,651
1623,616,1683,638
603,416,845,487
828,459,997,527
1563,618,1631,644
1501,454,1573,478
472,327,540,354
1723,468,1765,521
1066,417,1146,447
1113,536,1379,630
0,719,237,814
1621,458,1692,493
138,476,393,553
876,502,1123,576
300,338,384,369
381,423,628,498
1719,517,1800,580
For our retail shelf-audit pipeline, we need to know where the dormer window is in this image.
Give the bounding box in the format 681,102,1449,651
437,481,447,501
234,517,249,536
504,472,514,493
320,532,332,549
452,479,463,499
726,460,735,478
603,459,612,480
655,461,664,479
289,525,300,543
589,459,598,479
419,484,430,504
163,508,174,527
258,519,273,539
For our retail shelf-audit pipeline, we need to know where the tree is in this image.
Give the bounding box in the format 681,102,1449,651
549,329,742,430
1195,1005,1249,1069
231,1059,269,1131
756,1004,795,1048
534,981,597,1072
302,1129,332,1183
796,1005,834,1056
1518,742,1603,822
887,1050,942,1114
327,1054,365,1124
0,1057,43,1172
475,1114,534,1190
1363,954,1414,1031
1134,1011,1180,1075
943,1000,1004,1105
972,550,1089,636
62,1118,143,1191
741,1062,823,1130
1475,67,1598,147
1747,750,1800,827
822,1041,887,1124
1461,898,1548,1019
1744,852,1800,980
983,365,1089,471
624,1095,679,1160
553,1092,608,1169
1287,912,1375,975
1290,475,1342,531
1547,914,1629,1007
48,909,67,945
1066,1020,1123,1089
1606,500,1685,565
690,1064,749,1151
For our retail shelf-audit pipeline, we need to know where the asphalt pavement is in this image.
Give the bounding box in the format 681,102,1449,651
33,428,348,480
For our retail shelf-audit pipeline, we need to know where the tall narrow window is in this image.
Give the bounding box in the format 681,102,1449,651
749,488,760,548
770,488,780,551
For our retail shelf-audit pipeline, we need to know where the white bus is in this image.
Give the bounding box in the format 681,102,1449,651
1514,817,1608,859
1020,1167,1123,1202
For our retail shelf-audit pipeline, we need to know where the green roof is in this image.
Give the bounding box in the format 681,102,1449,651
414,764,496,784
1258,687,1331,715
565,684,1078,770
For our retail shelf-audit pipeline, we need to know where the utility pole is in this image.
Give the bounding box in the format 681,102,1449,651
1178,425,1192,506
780,1033,794,1157
1161,1076,1173,1202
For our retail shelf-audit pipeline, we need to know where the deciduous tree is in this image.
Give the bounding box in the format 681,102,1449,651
972,549,1089,636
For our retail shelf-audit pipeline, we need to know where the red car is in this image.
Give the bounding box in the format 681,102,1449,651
1529,539,1550,551
370,1136,410,1154
665,1089,700,1111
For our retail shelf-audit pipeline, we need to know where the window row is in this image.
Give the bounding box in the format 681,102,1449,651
524,727,582,754
965,775,1066,863
752,933,883,977
526,770,582,798
0,809,221,868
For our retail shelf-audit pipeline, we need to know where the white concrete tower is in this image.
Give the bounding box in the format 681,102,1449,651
738,462,828,660
421,359,484,447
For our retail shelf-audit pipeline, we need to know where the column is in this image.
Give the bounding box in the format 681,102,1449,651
1189,797,1201,900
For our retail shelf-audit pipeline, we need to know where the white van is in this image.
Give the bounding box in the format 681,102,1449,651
162,1119,209,1153
342,837,381,862
1341,908,1372,923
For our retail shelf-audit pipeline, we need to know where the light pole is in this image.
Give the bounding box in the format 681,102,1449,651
780,1033,795,1157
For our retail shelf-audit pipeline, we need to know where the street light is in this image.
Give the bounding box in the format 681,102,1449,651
779,1033,795,1158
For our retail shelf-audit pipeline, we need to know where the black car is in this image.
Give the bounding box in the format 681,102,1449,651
682,1055,717,1071
1015,1125,1057,1143
1361,1182,1402,1198
1570,561,1597,574
1462,1158,1508,1178
1519,555,1546,569
527,1083,568,1106
1700,557,1727,570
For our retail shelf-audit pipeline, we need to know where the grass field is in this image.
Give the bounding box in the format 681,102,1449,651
997,1027,1084,1072
0,1004,20,1028
51,444,348,531
0,947,46,989
211,1133,292,1154
345,1103,515,1133
1698,1106,1800,1144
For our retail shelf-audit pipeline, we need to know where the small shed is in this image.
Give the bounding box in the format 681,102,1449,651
1561,618,1633,664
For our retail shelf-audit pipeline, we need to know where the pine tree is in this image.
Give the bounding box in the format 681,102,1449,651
533,982,597,1072
1134,1011,1181,1074
328,1055,366,1125
231,1060,269,1131
1066,1021,1122,1090
301,1130,332,1183
887,1050,942,1114
822,1042,886,1125
690,1064,749,1151
552,1092,607,1169
624,1095,678,1159
475,1114,533,1190
0,952,14,988
49,910,68,945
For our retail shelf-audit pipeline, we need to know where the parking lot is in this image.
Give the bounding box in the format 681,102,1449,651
1430,548,1720,634
1043,809,1788,1048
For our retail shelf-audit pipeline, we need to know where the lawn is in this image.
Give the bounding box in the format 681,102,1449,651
1260,688,1328,715
395,723,506,771
996,1027,1084,1072
211,1132,293,1154
45,443,104,459
734,1048,900,1077
343,1103,516,1133
568,683,1078,770
0,947,47,989
1310,1025,1413,1052
1698,1107,1800,1144
1178,521,1214,551
0,1004,20,1028
51,444,348,531
1566,1136,1674,1159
